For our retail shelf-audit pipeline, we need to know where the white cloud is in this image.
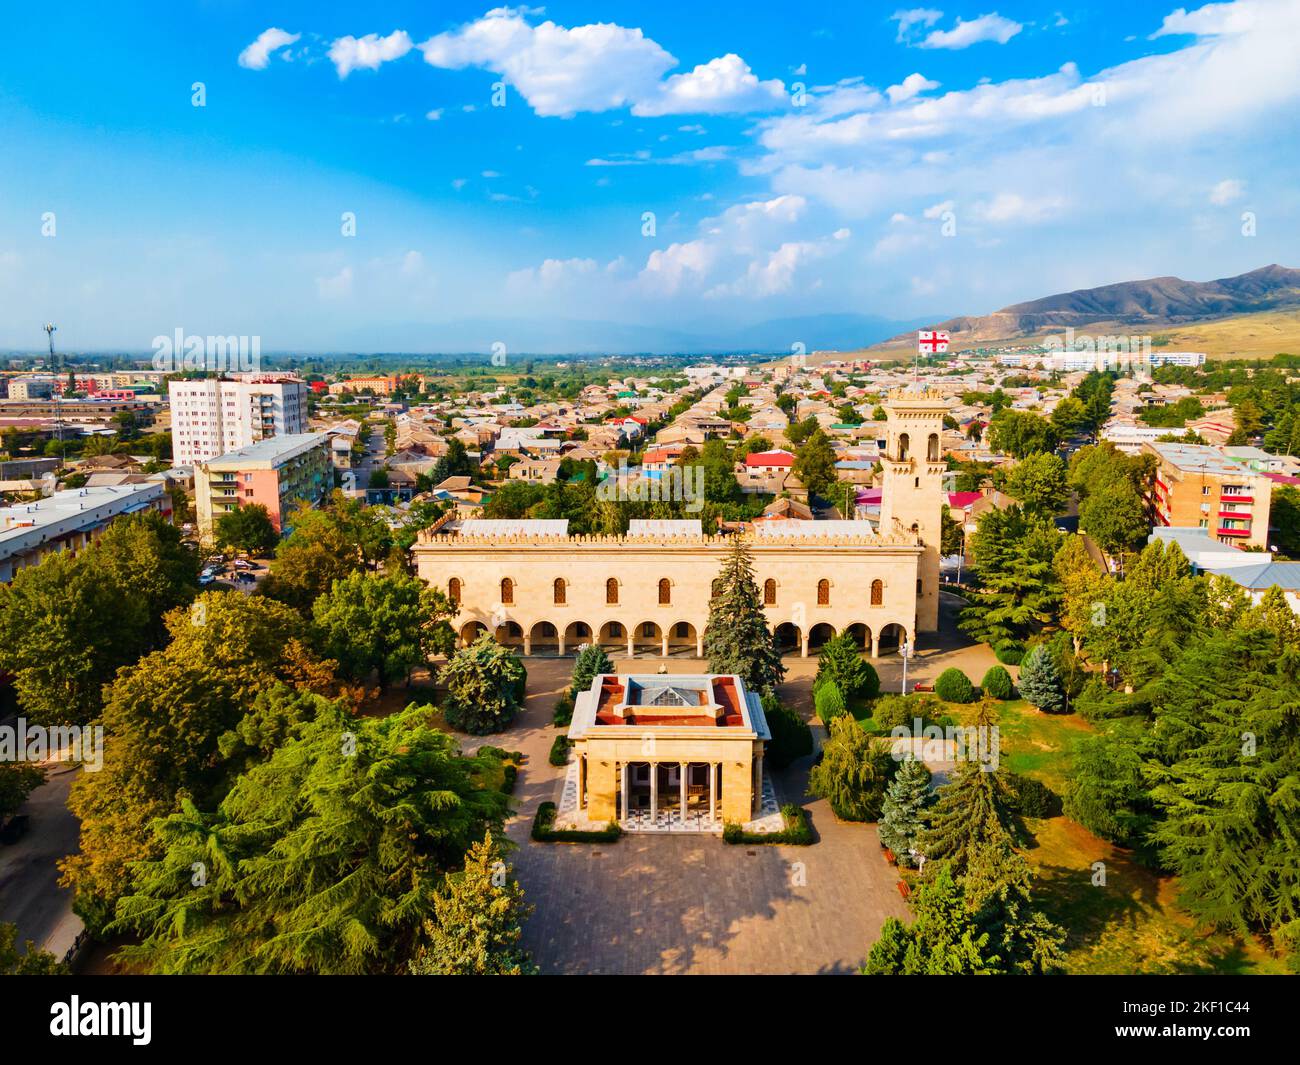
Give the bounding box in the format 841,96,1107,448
1209,177,1245,204
425,108,444,120
920,13,1023,49
972,192,1066,224
420,10,674,117
418,9,782,118
886,72,940,103
1151,1,1261,38
328,31,413,78
316,266,354,301
633,54,786,116
891,8,944,42
238,28,301,70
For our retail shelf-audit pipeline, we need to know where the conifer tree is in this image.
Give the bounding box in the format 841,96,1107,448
878,755,933,866
570,643,614,696
703,536,785,693
808,715,894,821
816,631,879,700
410,832,537,976
1018,644,1067,713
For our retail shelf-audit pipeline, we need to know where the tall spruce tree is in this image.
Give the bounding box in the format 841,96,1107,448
1017,644,1067,713
918,703,1020,897
703,535,785,693
879,755,933,866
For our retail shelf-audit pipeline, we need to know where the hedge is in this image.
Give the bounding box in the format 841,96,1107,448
722,803,814,846
552,691,574,727
1009,774,1062,818
531,801,621,843
934,668,975,703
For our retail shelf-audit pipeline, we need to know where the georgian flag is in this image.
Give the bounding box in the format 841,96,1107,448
918,330,949,353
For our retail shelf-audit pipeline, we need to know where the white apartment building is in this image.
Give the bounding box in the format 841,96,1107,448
169,375,308,465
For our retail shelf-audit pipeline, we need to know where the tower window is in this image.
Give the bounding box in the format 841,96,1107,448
606,578,619,605
763,578,777,606
817,579,830,606
448,577,461,603
898,432,910,461
500,578,514,605
658,578,671,605
554,578,566,605
871,579,883,606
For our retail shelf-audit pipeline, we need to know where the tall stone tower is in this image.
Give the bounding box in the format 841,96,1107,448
878,387,948,633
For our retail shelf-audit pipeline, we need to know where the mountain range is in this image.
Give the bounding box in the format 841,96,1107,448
874,264,1300,349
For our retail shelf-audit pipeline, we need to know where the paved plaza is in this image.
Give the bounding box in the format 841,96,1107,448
480,597,988,974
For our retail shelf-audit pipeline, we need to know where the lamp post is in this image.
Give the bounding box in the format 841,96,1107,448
901,638,911,695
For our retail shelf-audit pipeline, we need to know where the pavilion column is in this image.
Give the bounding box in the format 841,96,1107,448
557,633,566,656
662,634,670,657
523,635,532,655
650,763,658,821
800,634,809,658
627,634,635,657
696,635,704,657
709,763,717,824
871,635,880,658
679,762,688,822
620,762,629,821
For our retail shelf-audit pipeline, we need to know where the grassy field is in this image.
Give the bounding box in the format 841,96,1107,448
831,308,1300,365
856,693,1288,973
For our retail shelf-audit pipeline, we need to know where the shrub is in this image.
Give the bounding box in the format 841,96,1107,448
548,734,572,767
1009,773,1061,818
994,644,1025,666
934,668,975,704
722,804,813,845
980,665,1014,700
871,693,942,731
814,679,847,724
762,692,813,770
530,801,620,843
552,691,574,727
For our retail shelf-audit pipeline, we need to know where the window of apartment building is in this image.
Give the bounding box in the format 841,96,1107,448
606,578,619,605
554,578,566,605
817,579,830,605
870,579,883,606
763,578,777,605
500,578,514,605
658,578,671,605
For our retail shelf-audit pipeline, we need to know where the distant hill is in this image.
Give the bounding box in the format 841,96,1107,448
869,264,1300,357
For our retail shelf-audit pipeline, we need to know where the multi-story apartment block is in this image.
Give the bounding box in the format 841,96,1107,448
194,433,330,541
0,482,171,583
1146,441,1274,548
169,376,308,466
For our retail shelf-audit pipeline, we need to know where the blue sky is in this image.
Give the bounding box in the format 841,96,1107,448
1,1,1297,352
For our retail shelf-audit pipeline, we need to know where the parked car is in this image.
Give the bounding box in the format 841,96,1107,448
233,559,254,570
